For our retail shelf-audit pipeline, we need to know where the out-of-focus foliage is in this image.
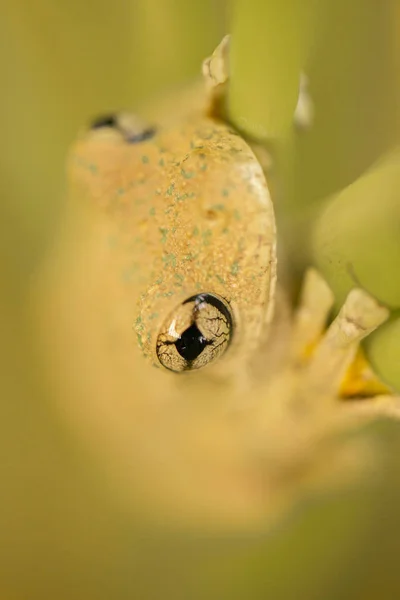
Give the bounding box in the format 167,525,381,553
312,149,400,389
229,0,324,140
1,0,225,271
1,1,400,599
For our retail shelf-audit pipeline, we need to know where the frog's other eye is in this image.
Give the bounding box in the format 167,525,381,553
90,113,118,129
88,112,156,143
156,293,233,373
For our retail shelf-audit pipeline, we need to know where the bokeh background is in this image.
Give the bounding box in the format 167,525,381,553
1,1,400,598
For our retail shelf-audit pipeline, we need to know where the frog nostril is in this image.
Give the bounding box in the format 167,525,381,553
125,127,156,144
89,113,118,130
205,209,218,221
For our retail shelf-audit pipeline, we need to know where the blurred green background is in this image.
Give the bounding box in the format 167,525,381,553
1,1,400,598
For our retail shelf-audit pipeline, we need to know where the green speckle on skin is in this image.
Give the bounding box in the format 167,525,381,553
163,253,177,268
149,206,156,216
215,274,225,285
142,155,149,164
231,261,240,276
159,227,168,243
117,187,125,196
156,290,175,299
200,163,207,171
149,312,159,320
155,277,163,285
183,252,197,262
166,183,175,196
174,273,184,286
176,192,195,201
233,209,241,221
73,155,98,175
176,193,189,202
159,158,165,167
181,168,195,179
136,332,144,349
222,188,229,197
222,227,229,234
202,229,212,246
211,204,225,211
192,226,199,236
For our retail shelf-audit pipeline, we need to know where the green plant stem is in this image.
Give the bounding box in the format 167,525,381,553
228,0,322,141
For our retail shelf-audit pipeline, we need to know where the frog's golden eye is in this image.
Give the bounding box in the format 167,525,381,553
89,112,156,143
156,293,233,373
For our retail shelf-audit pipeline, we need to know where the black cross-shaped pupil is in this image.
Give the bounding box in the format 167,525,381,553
174,324,210,361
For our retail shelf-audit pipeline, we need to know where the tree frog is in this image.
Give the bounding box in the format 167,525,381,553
40,35,399,531
67,36,316,387
68,35,391,394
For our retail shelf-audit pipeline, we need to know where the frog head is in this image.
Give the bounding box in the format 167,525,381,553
68,105,277,384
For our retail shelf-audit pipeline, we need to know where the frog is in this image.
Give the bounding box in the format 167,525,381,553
35,35,400,532
67,35,314,389
68,35,394,394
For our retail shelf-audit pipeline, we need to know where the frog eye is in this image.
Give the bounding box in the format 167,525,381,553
156,293,233,373
90,114,118,129
89,112,156,143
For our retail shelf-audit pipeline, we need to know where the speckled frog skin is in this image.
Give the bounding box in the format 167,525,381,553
69,78,277,384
